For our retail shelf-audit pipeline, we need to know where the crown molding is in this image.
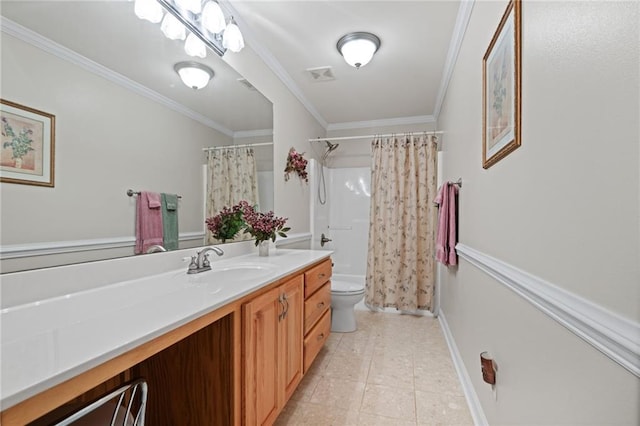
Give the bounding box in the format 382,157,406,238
327,115,436,132
1,17,234,137
222,1,472,131
221,1,329,129
233,128,273,139
456,243,640,378
433,0,476,120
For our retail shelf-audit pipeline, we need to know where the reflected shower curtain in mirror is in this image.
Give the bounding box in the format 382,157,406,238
365,134,437,311
206,147,260,244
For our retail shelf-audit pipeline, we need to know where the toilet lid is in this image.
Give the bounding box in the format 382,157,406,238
331,280,365,294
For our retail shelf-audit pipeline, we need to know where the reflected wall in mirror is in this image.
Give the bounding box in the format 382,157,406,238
0,1,274,273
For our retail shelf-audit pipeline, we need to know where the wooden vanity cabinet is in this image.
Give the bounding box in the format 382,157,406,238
7,257,332,426
302,259,332,373
243,274,303,425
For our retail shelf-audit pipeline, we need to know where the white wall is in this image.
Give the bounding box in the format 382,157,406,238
224,47,326,235
438,1,639,424
1,34,231,271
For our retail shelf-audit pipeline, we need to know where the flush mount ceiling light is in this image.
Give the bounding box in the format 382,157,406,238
336,32,381,69
174,61,214,90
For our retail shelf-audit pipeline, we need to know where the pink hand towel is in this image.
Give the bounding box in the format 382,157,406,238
434,182,458,266
147,192,161,208
135,191,164,254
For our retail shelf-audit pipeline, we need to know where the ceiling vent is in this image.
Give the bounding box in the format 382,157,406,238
306,66,335,82
237,78,257,91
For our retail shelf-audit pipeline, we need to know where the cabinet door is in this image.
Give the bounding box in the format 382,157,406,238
279,275,304,406
243,286,282,426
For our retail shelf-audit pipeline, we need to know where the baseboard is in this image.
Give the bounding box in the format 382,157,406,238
456,243,640,377
439,310,489,426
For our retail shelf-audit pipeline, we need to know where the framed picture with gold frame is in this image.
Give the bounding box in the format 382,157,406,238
482,0,521,169
1,99,55,187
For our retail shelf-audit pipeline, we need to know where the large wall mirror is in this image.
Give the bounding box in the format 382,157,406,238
0,1,274,273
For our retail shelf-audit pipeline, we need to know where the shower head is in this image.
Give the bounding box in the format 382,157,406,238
325,140,339,152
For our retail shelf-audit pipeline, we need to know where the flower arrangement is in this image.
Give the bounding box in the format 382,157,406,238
239,201,290,246
284,147,308,182
205,201,290,246
205,204,245,243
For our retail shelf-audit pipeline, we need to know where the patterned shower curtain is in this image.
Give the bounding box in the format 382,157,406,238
206,147,260,244
365,134,438,311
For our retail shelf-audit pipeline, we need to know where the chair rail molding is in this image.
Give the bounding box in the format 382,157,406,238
0,232,205,259
456,243,640,377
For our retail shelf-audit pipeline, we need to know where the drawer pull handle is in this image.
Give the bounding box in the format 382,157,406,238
317,302,325,309
317,333,324,341
318,273,325,279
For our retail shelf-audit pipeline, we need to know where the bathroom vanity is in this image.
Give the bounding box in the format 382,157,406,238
0,248,332,425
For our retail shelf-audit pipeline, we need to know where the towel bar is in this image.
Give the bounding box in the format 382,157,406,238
127,189,182,199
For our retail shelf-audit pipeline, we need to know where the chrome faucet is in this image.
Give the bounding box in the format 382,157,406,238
146,244,167,254
187,246,224,274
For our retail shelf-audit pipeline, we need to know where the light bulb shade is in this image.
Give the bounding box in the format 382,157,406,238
337,32,381,69
222,21,244,53
134,0,163,23
202,1,226,34
174,0,202,14
174,61,214,90
185,33,207,58
161,13,186,40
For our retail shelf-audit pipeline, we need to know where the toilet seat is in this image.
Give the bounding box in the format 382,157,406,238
331,280,365,295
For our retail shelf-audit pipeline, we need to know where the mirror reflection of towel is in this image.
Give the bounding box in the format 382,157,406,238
135,191,163,254
162,193,179,250
147,192,162,208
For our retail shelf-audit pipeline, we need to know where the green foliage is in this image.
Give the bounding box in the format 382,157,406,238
1,117,35,159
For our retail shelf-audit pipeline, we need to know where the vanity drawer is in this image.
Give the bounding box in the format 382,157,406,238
304,259,332,298
303,309,331,373
304,282,331,335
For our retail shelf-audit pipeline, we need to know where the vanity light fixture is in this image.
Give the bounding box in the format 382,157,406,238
134,0,164,23
222,17,244,53
336,32,381,69
174,61,214,90
161,12,186,40
185,33,207,58
201,0,226,34
174,0,202,14
134,0,245,57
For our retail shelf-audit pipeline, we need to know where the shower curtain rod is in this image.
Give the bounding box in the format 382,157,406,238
202,142,273,152
308,131,443,143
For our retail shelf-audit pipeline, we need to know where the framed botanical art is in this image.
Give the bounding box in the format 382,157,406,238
482,0,521,169
0,99,55,187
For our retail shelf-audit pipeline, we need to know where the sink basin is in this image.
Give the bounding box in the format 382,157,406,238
207,262,279,283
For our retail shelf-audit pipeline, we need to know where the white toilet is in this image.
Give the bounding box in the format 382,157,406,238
330,277,365,332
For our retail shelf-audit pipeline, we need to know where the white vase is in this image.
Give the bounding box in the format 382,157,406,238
258,240,270,257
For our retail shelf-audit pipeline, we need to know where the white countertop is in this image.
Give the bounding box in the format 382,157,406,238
0,249,331,410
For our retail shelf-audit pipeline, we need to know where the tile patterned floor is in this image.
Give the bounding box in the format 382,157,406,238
275,310,474,425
